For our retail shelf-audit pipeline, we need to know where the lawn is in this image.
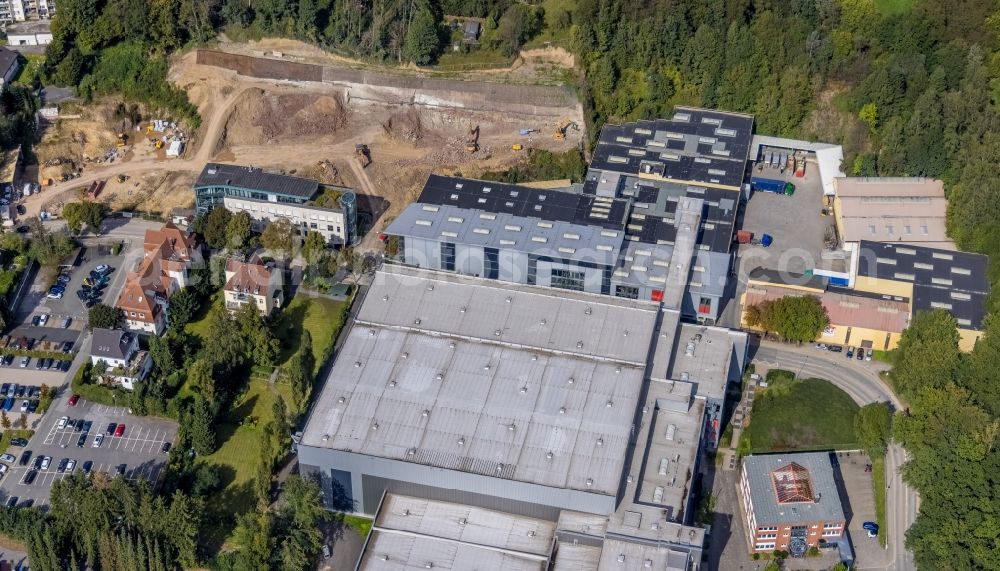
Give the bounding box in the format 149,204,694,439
197,379,292,519
873,454,887,548
741,374,860,453
272,294,350,374
184,291,222,338
342,514,374,539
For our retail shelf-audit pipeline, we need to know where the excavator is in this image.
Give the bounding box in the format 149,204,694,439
355,144,371,168
465,124,480,153
554,118,578,140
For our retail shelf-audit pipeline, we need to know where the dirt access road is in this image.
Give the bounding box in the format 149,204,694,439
25,39,584,253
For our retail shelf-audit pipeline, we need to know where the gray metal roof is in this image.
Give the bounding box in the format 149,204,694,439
0,48,18,78
301,267,660,495
386,202,623,266
742,453,846,526
193,163,319,198
90,328,130,361
668,324,748,401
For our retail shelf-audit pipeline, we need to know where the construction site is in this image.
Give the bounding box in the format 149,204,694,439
26,38,586,249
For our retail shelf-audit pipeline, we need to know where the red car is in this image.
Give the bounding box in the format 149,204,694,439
68,394,80,406
114,424,125,438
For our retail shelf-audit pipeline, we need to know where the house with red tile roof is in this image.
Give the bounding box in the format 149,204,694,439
116,223,201,335
224,258,283,316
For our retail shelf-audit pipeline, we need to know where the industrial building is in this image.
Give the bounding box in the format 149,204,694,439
193,163,357,246
300,265,748,570
832,177,952,250
740,238,989,351
739,453,846,555
382,107,754,324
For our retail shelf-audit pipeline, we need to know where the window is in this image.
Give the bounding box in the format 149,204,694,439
550,268,585,292
698,297,712,314
484,248,499,280
615,285,639,299
440,242,456,272
755,543,775,550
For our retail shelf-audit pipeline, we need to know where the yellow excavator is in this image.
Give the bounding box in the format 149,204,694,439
465,124,480,153
554,118,578,140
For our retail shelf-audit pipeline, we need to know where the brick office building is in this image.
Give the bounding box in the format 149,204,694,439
739,452,846,556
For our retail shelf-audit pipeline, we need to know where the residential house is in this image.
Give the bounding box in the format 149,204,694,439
116,222,201,335
0,47,20,91
89,328,151,390
224,258,282,316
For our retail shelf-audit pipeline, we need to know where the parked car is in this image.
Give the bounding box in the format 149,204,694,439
18,400,27,413
0,464,8,476
105,422,116,436
14,385,25,398
76,433,87,448
857,348,865,361
114,424,126,438
846,347,854,358
4,496,16,508
57,416,68,429
827,345,843,353
161,442,171,454
10,438,28,447
46,290,63,299
66,459,76,473
60,316,71,328
62,341,74,353
57,458,68,473
30,315,40,326
92,434,104,448
2,398,13,412
18,499,32,508
82,460,93,474
0,454,15,463
81,420,93,433
27,400,38,413
21,471,35,485
34,358,43,370
39,456,50,470
38,314,48,326
322,544,331,559
17,451,30,466
115,464,127,476
18,356,28,368
68,394,80,406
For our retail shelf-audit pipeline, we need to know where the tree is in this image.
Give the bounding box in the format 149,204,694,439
746,296,829,343
0,232,27,254
301,230,327,276
189,397,216,456
236,303,279,366
492,4,544,56
889,310,960,400
28,230,74,266
87,303,122,330
855,402,892,457
260,218,294,259
167,287,199,328
227,211,253,251
199,207,232,249
148,334,174,379
61,202,106,234
186,358,216,404
277,476,327,569
231,510,273,571
0,410,10,429
402,2,442,66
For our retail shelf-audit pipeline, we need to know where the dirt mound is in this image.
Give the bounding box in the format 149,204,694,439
381,109,423,142
218,89,349,149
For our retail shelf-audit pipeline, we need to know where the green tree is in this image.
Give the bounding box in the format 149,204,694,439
855,402,892,457
402,2,442,66
301,230,326,268
236,302,279,366
227,211,253,251
186,358,216,403
28,230,74,266
199,207,232,249
492,4,544,56
61,202,106,234
231,510,274,571
889,310,960,400
276,476,327,569
260,218,294,259
747,296,829,343
189,397,216,456
87,303,122,330
167,287,199,328
0,232,26,254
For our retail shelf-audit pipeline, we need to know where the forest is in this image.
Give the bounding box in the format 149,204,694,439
35,1,1000,569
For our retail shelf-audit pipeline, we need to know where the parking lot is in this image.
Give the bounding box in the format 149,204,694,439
833,451,890,569
0,395,177,507
737,154,843,276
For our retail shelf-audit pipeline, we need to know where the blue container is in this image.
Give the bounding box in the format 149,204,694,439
761,234,773,247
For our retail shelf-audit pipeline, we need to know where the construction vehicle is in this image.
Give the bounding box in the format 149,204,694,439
465,124,479,153
554,118,578,140
116,174,129,183
154,140,164,150
116,133,127,148
512,144,524,151
355,144,371,167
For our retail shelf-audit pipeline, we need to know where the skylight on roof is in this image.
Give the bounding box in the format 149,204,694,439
771,462,815,504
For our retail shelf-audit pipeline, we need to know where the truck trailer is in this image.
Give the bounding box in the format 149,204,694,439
750,177,795,196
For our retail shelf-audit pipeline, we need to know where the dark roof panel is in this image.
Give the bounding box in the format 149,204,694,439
418,174,629,231
194,163,319,199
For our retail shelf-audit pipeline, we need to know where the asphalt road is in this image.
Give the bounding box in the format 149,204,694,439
753,340,917,571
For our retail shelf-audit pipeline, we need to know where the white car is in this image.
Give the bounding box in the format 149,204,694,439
65,459,76,473
38,314,48,326
0,464,8,475
92,434,104,448
39,456,50,470
57,416,68,429
0,454,15,463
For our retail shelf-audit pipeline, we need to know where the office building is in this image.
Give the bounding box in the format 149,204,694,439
300,265,748,570
193,163,357,246
740,453,846,555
